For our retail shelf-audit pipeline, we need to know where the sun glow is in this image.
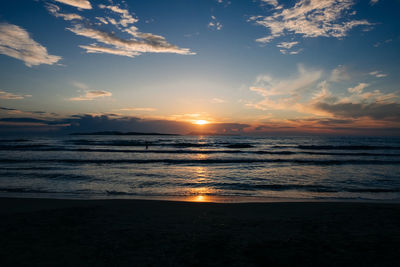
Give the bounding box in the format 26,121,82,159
194,195,206,202
194,120,209,125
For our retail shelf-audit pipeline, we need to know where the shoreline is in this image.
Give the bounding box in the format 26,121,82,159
1,192,400,204
1,197,400,266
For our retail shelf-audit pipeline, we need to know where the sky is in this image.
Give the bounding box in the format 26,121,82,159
0,0,399,135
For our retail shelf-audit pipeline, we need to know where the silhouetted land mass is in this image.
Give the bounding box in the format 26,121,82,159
1,198,399,266
70,131,179,136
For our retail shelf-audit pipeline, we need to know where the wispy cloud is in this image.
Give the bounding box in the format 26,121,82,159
68,24,194,57
369,70,387,78
208,16,223,31
79,45,140,57
370,0,379,6
260,0,282,9
69,90,112,101
119,107,157,112
46,3,83,21
95,17,108,25
216,0,231,7
98,4,138,27
373,39,392,47
211,98,226,103
250,64,322,98
55,2,195,58
277,41,300,54
348,83,369,94
0,23,61,67
54,0,92,10
329,65,351,82
0,90,31,100
69,82,112,101
250,0,372,44
71,81,89,90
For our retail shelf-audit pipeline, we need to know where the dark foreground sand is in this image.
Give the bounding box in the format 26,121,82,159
1,198,399,266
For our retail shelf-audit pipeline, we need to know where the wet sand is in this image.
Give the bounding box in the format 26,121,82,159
0,198,399,266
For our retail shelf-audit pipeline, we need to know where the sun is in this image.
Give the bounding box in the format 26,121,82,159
194,120,209,125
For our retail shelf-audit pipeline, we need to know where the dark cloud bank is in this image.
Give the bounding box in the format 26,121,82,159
0,114,250,136
0,113,399,136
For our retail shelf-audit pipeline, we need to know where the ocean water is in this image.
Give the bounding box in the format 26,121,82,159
0,135,399,202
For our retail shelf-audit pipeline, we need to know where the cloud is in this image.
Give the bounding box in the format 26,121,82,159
307,82,400,121
250,0,372,44
329,65,351,82
43,1,194,59
79,44,140,57
68,24,194,57
373,39,392,47
1,110,398,136
247,65,400,122
119,107,157,112
369,70,387,78
208,16,223,31
96,17,108,25
315,102,400,120
54,0,92,10
0,113,251,135
216,0,231,7
71,81,89,90
69,81,112,101
248,65,322,111
277,41,298,49
69,90,112,101
370,0,379,5
277,41,301,54
46,3,83,21
0,107,17,111
0,106,54,118
47,2,194,59
98,4,138,27
348,83,369,94
260,0,281,9
211,98,226,103
0,90,31,100
0,23,61,67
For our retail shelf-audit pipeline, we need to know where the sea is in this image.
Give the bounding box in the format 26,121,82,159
0,134,399,202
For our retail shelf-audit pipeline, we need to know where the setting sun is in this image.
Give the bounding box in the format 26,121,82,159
194,120,209,125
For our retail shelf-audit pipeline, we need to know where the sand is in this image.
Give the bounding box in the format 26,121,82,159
0,198,399,266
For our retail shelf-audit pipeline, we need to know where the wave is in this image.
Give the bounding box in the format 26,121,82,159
2,145,400,157
225,144,254,148
0,139,29,143
256,151,400,156
67,139,257,149
67,139,146,146
0,171,97,181
297,145,400,150
1,184,396,196
0,144,48,150
1,158,399,165
181,182,400,193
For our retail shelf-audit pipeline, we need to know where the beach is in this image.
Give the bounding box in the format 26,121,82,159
1,198,399,266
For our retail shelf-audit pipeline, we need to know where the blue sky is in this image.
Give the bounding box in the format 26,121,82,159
0,0,399,135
